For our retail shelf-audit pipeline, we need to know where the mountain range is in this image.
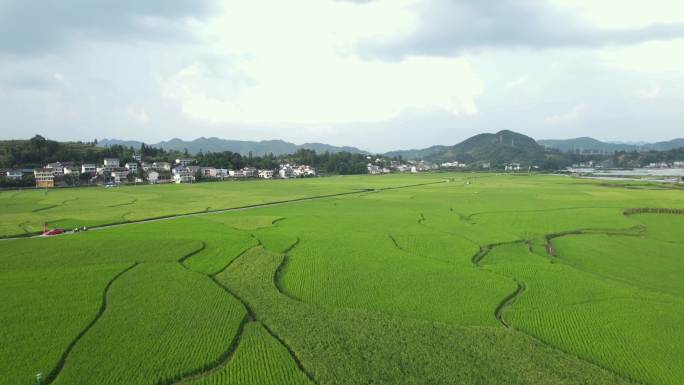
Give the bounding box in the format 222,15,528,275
98,137,366,156
538,137,684,153
99,132,684,165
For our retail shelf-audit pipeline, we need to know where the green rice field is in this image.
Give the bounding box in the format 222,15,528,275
1,173,683,384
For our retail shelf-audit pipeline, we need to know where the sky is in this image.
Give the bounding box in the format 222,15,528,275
1,0,683,153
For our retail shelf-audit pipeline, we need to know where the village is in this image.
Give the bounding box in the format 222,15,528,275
0,155,448,189
0,152,549,190
0,156,320,189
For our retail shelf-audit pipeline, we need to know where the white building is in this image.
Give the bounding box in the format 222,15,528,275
175,158,195,167
505,163,521,171
34,168,55,188
81,164,97,174
147,171,160,184
153,162,171,171
110,169,129,184
258,169,274,179
293,165,316,177
5,170,23,180
63,166,80,176
173,169,195,183
367,164,381,174
45,162,64,177
201,167,217,178
242,167,257,178
279,164,294,178
103,158,120,168
216,169,229,179
125,162,138,172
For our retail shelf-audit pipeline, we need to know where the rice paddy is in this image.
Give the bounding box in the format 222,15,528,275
1,173,682,384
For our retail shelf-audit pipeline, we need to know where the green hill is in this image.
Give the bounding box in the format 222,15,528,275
387,130,555,166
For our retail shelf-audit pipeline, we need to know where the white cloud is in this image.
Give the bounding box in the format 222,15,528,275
547,0,684,29
127,106,151,124
544,103,586,124
638,85,662,99
162,0,483,126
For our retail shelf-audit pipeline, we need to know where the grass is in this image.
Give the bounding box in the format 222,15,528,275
482,241,684,385
184,322,314,385
0,174,447,238
51,263,246,385
215,246,635,385
0,263,131,385
2,173,683,384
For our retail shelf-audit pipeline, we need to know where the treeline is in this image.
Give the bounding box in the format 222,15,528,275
195,149,370,175
611,148,684,168
1,135,122,168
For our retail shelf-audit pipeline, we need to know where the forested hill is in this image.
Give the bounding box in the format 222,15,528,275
0,136,112,168
387,130,562,166
99,137,367,156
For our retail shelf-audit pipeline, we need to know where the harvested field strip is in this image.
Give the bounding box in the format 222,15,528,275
44,263,138,384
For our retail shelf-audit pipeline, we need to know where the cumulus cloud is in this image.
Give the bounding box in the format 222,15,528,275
359,0,684,59
0,0,217,55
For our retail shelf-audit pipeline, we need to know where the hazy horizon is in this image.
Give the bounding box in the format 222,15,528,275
2,0,684,153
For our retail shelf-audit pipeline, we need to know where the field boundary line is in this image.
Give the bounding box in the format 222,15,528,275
268,251,320,385
177,241,207,265
544,225,644,257
623,207,684,216
163,313,252,385
44,262,139,385
169,246,255,385
171,244,319,385
477,229,646,385
211,247,319,385
1,180,448,240
494,282,526,328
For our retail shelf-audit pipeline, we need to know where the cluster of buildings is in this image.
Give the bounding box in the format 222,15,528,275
647,161,684,168
1,157,318,188
366,157,438,175
440,161,468,169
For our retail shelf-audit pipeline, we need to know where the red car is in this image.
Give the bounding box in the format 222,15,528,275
42,228,65,236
